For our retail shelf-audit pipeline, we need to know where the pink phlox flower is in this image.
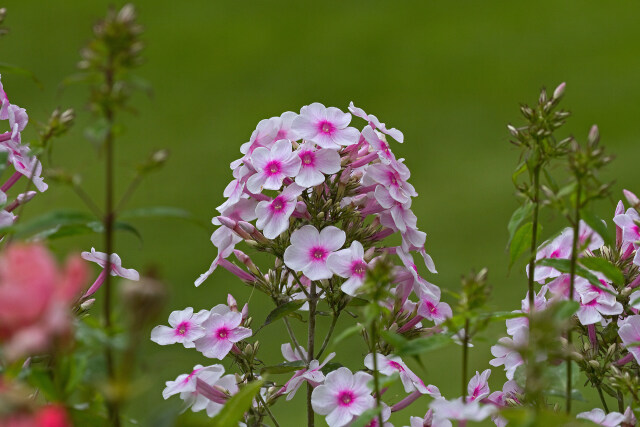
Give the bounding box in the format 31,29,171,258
348,102,404,143
213,197,258,226
376,188,417,235
396,248,436,294
528,230,573,282
416,284,452,326
194,306,252,359
629,290,640,311
240,117,279,155
618,315,640,363
311,367,374,427
7,104,27,142
151,307,209,347
364,162,416,204
361,126,400,168
273,111,299,141
81,247,139,280
292,102,360,149
487,380,523,427
246,139,301,193
489,329,526,380
281,342,308,362
622,407,637,427
327,240,370,296
284,225,346,280
547,274,584,301
576,280,622,325
614,207,640,252
162,364,223,399
256,183,304,239
195,227,241,287
295,142,341,188
217,164,252,212
429,397,496,424
505,286,548,335
364,353,429,394
186,373,238,418
624,189,640,207
576,219,605,251
284,352,336,400
576,408,626,427
0,75,9,119
466,369,491,402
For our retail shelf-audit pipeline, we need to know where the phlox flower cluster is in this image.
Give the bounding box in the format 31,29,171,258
0,76,46,230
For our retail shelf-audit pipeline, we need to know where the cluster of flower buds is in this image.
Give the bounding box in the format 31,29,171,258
0,76,47,229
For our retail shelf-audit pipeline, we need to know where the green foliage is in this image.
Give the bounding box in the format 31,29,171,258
209,379,264,427
256,300,306,333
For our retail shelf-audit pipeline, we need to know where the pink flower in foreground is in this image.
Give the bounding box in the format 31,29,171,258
256,183,304,239
416,285,452,326
619,315,640,363
327,240,369,296
284,225,346,280
364,353,428,394
295,142,341,187
311,367,374,427
466,369,491,402
246,139,301,193
348,102,404,143
150,307,209,347
194,305,252,359
292,102,360,149
0,244,87,360
576,408,626,426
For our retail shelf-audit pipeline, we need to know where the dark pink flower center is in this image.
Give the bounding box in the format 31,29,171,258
265,160,281,176
216,327,230,339
271,196,285,212
388,171,398,186
351,260,367,277
337,390,355,407
318,120,335,135
309,246,328,262
388,361,404,372
276,129,288,140
300,151,315,167
175,321,190,336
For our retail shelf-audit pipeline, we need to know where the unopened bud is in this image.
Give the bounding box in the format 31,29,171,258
244,344,253,357
588,360,600,369
80,298,96,311
624,189,640,207
316,212,325,220
241,304,249,322
227,294,238,311
553,82,566,100
507,125,519,136
588,125,600,145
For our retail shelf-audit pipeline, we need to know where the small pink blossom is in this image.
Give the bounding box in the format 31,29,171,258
283,351,336,400
489,329,526,380
292,102,360,149
311,367,374,427
576,408,626,426
618,315,640,364
375,188,418,235
151,307,209,347
256,183,304,239
364,353,429,394
416,285,452,326
623,189,640,207
576,280,622,325
429,397,496,424
364,162,416,204
163,364,223,399
613,207,640,252
327,240,370,296
348,102,404,143
246,139,301,193
8,104,28,142
505,286,547,335
466,369,491,402
295,142,341,187
284,225,346,280
81,247,140,280
194,305,252,359
281,342,308,362
240,117,278,155
361,126,400,167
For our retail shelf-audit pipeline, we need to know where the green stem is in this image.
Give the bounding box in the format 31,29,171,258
257,393,280,427
616,390,624,413
283,317,305,359
306,282,317,427
566,180,581,415
596,385,610,413
462,317,470,401
370,318,384,427
316,312,339,360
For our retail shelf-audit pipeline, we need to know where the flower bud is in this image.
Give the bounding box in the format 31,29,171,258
624,189,640,208
227,294,238,311
552,82,566,100
588,125,600,145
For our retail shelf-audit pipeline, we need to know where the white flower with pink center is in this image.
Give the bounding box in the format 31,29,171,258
246,139,301,193
150,307,209,347
81,247,140,280
528,230,573,282
284,225,346,280
361,126,399,167
194,305,252,359
618,315,640,363
240,117,278,155
466,369,491,402
295,142,341,188
292,102,360,149
575,280,622,325
416,285,452,326
256,183,304,239
577,408,626,427
364,162,416,204
274,111,299,141
327,241,370,296
348,102,404,143
311,367,374,427
364,353,429,394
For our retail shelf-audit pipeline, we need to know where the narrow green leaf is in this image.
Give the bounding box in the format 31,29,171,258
256,300,306,333
509,222,532,267
507,203,534,244
578,257,624,285
581,209,615,248
209,379,264,427
260,361,305,375
380,330,408,348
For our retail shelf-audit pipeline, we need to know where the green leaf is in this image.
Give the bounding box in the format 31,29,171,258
536,258,615,295
349,407,381,427
28,366,59,401
578,257,624,285
544,361,583,401
256,300,306,333
511,161,527,186
11,210,97,238
509,222,533,267
260,361,305,375
508,203,534,244
209,379,264,427
581,209,615,248
347,296,369,307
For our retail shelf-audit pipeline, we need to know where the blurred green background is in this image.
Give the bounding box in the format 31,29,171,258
3,1,640,425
